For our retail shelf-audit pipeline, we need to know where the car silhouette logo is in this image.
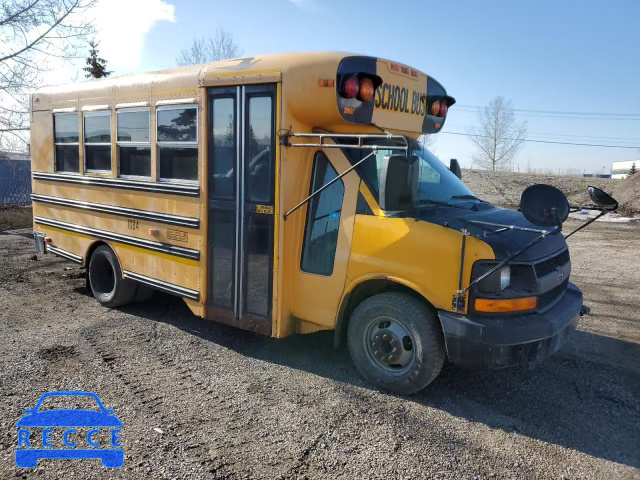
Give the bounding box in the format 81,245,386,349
15,391,123,468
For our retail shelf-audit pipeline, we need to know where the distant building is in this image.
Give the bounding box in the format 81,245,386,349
611,160,636,179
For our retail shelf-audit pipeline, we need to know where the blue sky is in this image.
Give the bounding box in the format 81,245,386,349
104,0,640,173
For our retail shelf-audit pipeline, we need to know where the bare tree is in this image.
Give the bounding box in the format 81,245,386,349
419,134,436,150
176,29,242,66
0,0,96,151
468,96,527,171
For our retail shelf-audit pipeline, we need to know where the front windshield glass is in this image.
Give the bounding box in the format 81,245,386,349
373,144,476,206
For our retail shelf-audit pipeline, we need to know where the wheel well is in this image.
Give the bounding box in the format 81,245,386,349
334,279,437,349
84,240,109,268
84,241,110,292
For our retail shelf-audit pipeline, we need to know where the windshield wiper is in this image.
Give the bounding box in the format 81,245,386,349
451,194,479,200
417,199,467,209
451,194,491,204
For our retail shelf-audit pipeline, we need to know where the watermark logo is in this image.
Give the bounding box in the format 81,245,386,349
15,391,123,468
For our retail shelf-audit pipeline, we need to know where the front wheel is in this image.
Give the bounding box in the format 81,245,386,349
347,292,445,395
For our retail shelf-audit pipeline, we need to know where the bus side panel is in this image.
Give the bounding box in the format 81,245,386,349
30,110,54,174
346,216,495,311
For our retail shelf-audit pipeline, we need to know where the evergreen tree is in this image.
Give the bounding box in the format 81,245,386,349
629,162,637,176
83,40,111,79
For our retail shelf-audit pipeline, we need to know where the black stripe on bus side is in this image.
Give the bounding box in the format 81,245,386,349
31,194,200,229
32,172,200,197
123,270,200,301
46,245,83,264
34,216,200,261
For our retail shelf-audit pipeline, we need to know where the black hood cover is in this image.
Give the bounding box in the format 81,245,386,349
415,205,567,262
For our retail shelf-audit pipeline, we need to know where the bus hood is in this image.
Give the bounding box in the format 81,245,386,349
417,205,568,262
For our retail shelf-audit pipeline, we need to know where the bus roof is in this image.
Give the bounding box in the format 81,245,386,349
34,52,364,99
33,51,452,136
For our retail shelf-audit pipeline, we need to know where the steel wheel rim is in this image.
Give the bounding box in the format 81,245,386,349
363,315,416,375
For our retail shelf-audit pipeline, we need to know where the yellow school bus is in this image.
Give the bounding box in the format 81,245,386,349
30,52,583,394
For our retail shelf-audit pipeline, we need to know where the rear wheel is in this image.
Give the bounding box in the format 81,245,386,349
347,292,445,395
88,245,135,308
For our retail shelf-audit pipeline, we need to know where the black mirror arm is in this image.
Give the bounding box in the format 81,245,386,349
452,231,549,312
283,149,377,219
564,210,608,239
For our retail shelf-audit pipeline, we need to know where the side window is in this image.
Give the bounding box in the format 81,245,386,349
157,105,198,182
301,152,344,276
84,111,112,173
54,113,79,173
117,109,151,178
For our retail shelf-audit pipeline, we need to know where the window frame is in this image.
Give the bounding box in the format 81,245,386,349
156,104,199,184
116,107,151,180
83,110,112,174
53,112,80,174
300,151,345,277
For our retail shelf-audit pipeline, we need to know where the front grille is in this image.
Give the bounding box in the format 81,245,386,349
534,249,570,278
538,279,569,309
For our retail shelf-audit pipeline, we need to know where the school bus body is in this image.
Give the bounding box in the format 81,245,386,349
31,52,581,392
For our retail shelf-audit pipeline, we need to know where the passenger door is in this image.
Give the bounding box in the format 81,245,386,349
207,85,276,334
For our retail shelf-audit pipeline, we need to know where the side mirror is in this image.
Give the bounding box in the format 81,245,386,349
379,154,419,211
520,184,569,227
588,186,618,211
449,158,462,179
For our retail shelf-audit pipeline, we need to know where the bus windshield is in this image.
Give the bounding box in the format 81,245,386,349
368,142,480,209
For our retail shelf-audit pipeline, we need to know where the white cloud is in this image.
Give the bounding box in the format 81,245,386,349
91,0,175,70
41,0,175,86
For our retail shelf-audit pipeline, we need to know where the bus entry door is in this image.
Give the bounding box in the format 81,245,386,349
207,85,276,334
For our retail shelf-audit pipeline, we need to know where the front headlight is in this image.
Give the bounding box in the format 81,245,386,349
471,262,536,295
500,267,511,290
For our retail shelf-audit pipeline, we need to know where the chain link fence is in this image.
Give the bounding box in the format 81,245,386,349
0,153,31,207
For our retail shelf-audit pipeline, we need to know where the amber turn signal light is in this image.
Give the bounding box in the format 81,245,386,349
474,296,537,313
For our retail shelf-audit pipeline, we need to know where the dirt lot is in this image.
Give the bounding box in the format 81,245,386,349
0,220,639,479
0,206,32,232
463,170,639,216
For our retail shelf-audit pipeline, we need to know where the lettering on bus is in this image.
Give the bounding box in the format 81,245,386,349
374,83,426,117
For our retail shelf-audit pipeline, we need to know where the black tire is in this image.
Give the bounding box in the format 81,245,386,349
88,245,135,308
347,292,445,395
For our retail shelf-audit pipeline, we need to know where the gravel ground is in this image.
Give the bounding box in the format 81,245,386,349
0,221,639,479
461,170,639,216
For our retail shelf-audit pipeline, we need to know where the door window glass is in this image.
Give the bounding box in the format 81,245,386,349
211,97,235,198
301,152,344,276
246,96,273,203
